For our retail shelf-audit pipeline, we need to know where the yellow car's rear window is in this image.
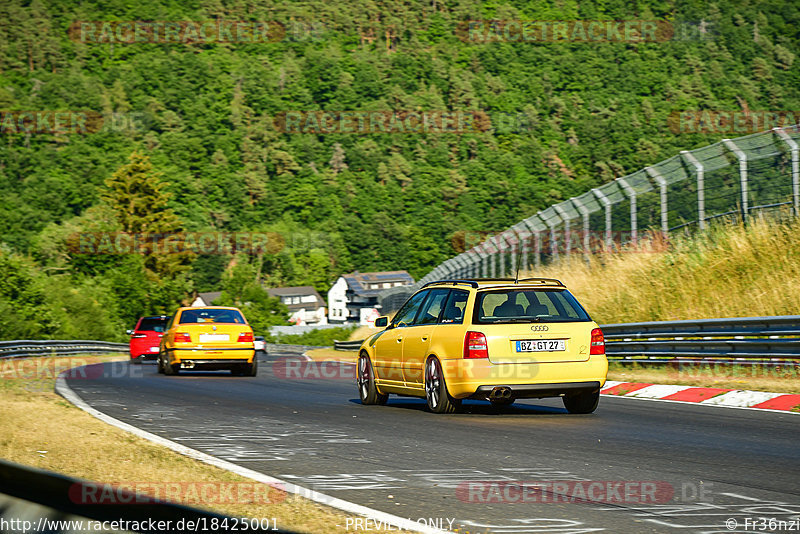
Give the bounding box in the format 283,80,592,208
179,309,246,324
474,289,590,324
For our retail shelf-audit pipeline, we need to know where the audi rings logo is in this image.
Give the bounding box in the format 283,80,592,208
531,325,549,332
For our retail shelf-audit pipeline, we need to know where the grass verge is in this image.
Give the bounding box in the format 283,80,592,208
0,354,405,533
305,348,358,363
524,216,800,323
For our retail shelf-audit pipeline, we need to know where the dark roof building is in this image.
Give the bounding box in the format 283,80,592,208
192,291,222,307
266,286,326,312
328,270,414,324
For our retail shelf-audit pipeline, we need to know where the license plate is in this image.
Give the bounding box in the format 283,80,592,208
199,334,229,342
149,346,159,352
516,340,566,352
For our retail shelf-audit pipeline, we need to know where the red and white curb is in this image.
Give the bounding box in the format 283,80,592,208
601,381,800,413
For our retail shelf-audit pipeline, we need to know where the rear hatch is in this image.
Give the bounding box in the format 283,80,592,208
177,323,252,348
175,308,253,349
131,316,167,353
474,287,594,364
482,322,592,363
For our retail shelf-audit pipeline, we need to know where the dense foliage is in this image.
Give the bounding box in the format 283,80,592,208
1,0,799,338
272,325,358,346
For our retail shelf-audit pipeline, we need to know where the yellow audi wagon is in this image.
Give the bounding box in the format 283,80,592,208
157,306,257,376
356,278,607,413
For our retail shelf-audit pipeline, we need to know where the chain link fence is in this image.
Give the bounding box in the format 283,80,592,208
379,126,800,307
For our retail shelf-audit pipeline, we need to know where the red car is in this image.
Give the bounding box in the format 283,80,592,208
128,315,169,362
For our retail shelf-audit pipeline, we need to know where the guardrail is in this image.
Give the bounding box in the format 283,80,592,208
603,315,800,364
0,459,296,533
337,316,800,364
0,340,128,359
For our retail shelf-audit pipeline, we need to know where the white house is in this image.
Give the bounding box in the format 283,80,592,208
267,286,327,325
327,271,414,325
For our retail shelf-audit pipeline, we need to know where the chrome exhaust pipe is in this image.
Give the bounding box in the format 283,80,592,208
489,386,512,400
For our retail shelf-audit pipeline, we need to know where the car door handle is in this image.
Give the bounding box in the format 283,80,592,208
421,336,429,341
397,338,402,343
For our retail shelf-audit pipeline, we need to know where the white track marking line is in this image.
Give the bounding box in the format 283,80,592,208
55,369,453,534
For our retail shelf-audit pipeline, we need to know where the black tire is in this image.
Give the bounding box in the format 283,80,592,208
425,357,461,414
156,354,165,374
357,353,388,405
164,358,179,376
247,356,258,376
563,390,600,414
232,358,258,376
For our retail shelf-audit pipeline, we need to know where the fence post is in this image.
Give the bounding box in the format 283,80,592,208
774,127,799,217
512,223,531,273
570,197,591,257
486,236,497,278
645,166,669,235
543,213,562,259
616,177,637,246
592,188,613,250
504,232,519,276
681,150,705,230
474,244,488,278
722,138,748,222
522,215,545,269
552,204,573,256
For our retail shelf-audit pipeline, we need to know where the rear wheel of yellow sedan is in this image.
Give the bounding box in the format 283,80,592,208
425,357,461,414
357,353,387,405
163,357,179,375
232,358,258,376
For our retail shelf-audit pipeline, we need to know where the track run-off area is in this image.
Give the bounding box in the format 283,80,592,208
62,346,800,534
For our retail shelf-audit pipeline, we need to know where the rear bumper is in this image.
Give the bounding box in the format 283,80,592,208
131,352,158,361
177,358,251,370
167,348,255,364
130,345,160,359
471,381,601,400
441,355,608,398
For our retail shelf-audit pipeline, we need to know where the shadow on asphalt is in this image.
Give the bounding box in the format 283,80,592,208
348,397,569,415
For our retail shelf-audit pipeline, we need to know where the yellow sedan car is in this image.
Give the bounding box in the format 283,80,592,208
157,306,257,376
357,278,607,413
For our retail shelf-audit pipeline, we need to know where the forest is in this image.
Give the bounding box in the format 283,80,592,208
0,0,798,339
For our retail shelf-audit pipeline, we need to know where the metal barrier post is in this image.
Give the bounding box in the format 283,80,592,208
681,150,705,230
592,188,613,250
617,176,637,245
775,127,800,217
646,166,669,236
723,138,748,222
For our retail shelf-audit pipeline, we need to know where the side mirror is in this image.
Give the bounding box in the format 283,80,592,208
126,329,134,336
374,316,388,328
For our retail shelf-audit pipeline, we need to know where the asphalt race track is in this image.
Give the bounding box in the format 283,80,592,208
65,346,800,533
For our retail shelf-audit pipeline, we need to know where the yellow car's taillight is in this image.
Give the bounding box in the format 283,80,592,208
463,331,489,359
238,332,254,343
590,328,605,355
174,332,191,342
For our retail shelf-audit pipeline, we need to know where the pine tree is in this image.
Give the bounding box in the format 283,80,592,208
101,151,190,277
